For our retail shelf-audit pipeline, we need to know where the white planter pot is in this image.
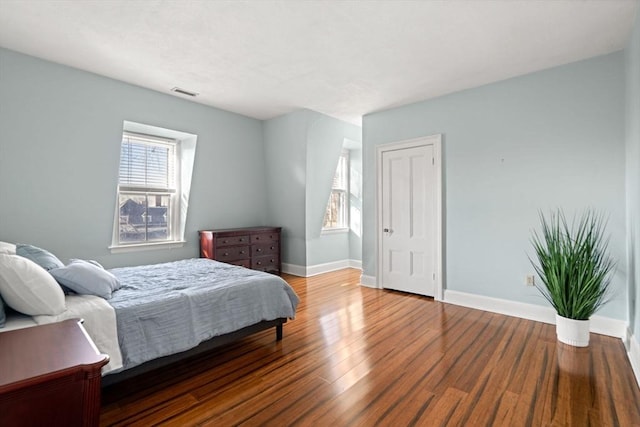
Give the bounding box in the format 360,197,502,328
555,314,590,347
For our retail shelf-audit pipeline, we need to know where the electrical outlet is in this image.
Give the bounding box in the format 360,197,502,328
526,275,535,287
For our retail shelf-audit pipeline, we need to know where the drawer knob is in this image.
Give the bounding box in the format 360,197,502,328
257,261,262,265
257,248,262,252
222,240,228,243
240,251,245,254
224,252,229,256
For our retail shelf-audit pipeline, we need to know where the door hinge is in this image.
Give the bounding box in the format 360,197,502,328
433,273,436,280
432,157,435,165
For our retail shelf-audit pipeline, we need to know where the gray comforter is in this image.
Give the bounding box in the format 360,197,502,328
108,258,299,370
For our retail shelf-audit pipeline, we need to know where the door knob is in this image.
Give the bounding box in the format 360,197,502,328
383,228,390,233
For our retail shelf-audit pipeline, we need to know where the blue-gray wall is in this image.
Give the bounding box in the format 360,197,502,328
626,9,640,336
0,49,363,272
362,52,627,320
263,110,309,266
2,39,633,325
349,143,363,262
0,48,267,268
263,109,362,268
305,112,361,266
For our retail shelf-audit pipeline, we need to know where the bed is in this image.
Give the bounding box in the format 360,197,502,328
0,245,299,386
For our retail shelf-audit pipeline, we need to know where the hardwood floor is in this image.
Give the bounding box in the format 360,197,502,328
101,269,640,426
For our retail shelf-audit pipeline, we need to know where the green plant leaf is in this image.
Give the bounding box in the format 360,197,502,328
528,209,615,320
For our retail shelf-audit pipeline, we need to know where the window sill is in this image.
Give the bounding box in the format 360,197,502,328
109,240,186,254
321,227,349,235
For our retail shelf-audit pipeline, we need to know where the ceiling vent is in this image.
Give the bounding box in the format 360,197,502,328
171,87,199,97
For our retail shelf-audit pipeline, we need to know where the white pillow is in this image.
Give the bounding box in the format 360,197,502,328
0,241,16,255
0,254,66,316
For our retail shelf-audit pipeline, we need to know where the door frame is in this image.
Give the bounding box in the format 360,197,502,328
376,134,443,300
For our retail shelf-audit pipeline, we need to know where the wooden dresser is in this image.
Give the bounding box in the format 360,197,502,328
0,319,109,427
199,226,281,275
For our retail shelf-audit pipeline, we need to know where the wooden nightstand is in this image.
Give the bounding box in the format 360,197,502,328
0,319,109,427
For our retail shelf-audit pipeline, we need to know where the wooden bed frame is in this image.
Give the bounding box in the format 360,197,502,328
101,318,287,387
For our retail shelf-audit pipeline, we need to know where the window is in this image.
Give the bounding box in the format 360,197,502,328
114,132,179,246
111,121,197,252
323,150,349,230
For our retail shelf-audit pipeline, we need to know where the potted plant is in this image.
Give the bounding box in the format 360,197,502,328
530,209,615,347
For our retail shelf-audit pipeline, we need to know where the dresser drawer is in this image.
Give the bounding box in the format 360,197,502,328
252,255,279,271
251,233,279,244
216,235,250,247
252,242,279,256
216,246,250,261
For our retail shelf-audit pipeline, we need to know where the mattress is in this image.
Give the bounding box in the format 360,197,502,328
108,258,299,371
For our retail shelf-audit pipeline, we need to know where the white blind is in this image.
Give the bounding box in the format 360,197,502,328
332,151,348,191
119,133,176,191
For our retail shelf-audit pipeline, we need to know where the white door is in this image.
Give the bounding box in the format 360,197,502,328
380,143,437,296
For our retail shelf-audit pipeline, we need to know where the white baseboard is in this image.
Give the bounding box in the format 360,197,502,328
589,314,628,339
628,329,640,389
349,259,362,270
281,263,307,277
360,274,378,288
306,260,350,277
282,260,362,277
443,290,627,339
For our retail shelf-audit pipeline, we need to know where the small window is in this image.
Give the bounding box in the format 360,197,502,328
323,150,349,230
114,132,179,246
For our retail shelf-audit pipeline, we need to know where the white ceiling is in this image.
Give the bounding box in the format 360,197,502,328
0,1,638,125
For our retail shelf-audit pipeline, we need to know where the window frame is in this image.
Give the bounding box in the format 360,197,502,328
322,149,350,233
110,131,183,251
